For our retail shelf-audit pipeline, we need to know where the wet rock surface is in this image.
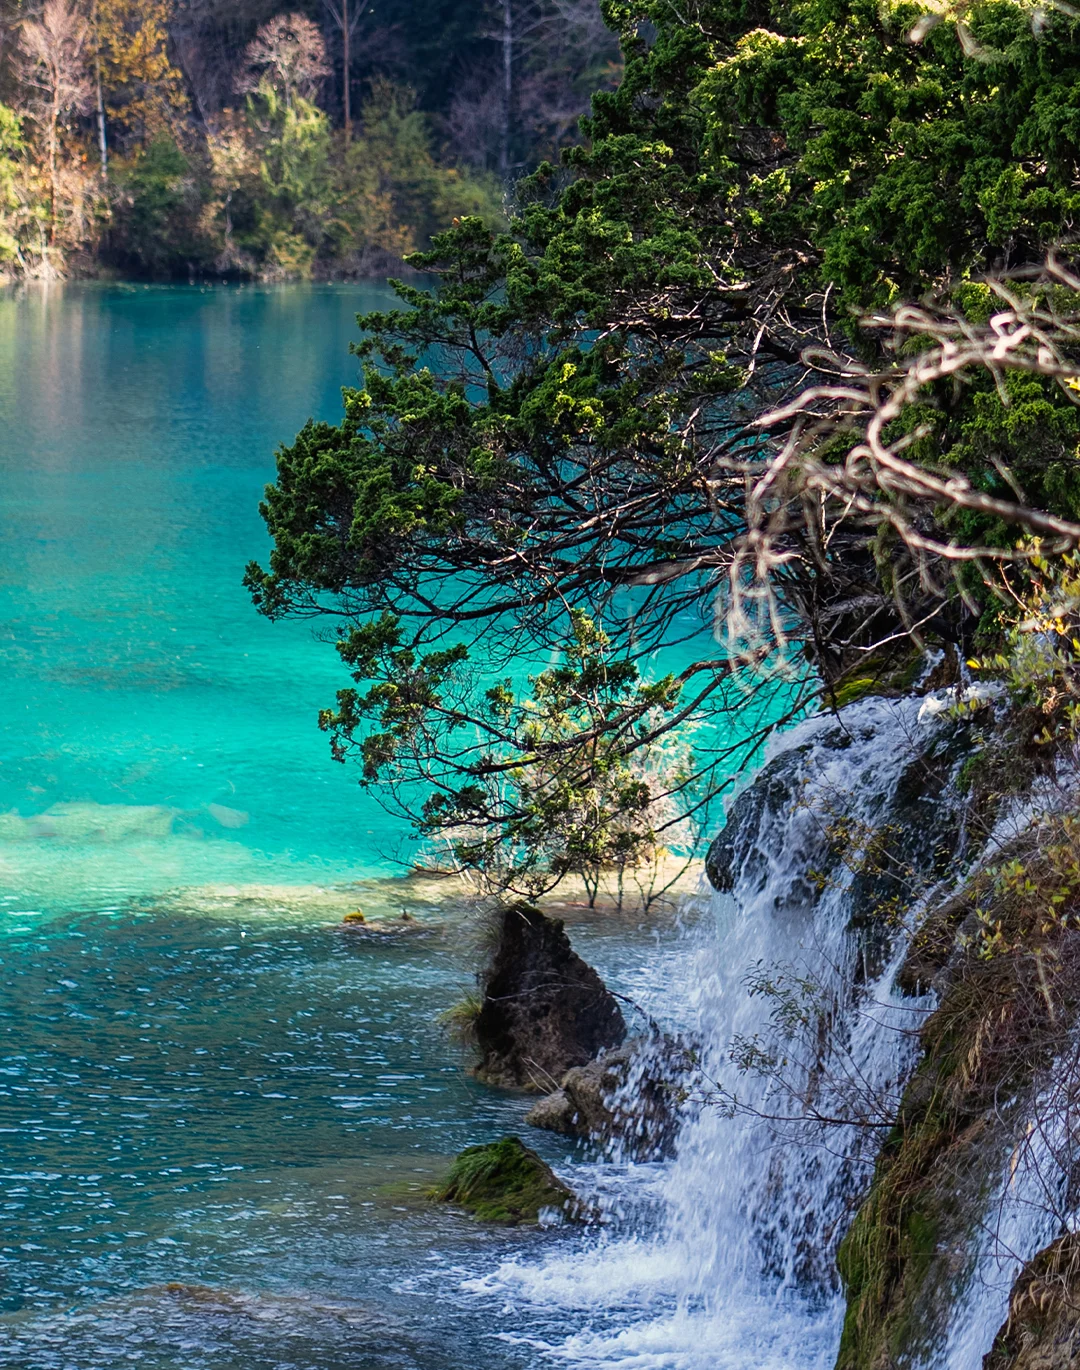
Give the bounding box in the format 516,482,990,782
525,1035,689,1159
698,693,1035,1368
707,706,969,989
705,744,812,896
473,902,626,1090
835,811,1080,1370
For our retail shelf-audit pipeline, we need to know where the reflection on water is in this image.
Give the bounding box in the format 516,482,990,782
0,283,415,909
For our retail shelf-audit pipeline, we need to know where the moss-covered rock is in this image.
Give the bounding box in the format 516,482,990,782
432,1135,587,1225
985,1233,1080,1370
827,647,942,710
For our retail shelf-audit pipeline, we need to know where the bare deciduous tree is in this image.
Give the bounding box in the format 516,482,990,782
320,0,367,137
722,256,1080,665
446,0,617,175
236,12,330,110
445,64,503,169
517,0,620,157
17,0,92,246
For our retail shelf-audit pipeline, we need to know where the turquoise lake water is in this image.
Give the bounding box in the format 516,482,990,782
0,282,420,910
0,283,716,1369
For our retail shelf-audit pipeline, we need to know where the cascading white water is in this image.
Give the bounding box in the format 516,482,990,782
937,1080,1072,1370
471,695,956,1369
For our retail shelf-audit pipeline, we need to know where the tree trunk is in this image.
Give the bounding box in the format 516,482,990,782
47,96,58,246
500,0,512,177
342,0,350,138
95,66,107,181
91,0,107,182
584,863,599,908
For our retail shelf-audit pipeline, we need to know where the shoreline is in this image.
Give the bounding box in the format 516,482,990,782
0,853,706,932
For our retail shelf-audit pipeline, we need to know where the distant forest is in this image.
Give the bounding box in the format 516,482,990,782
0,0,620,278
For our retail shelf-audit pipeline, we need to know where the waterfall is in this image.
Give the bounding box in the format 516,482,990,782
470,694,957,1368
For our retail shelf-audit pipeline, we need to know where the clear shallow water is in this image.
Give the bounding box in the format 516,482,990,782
0,895,687,1370
0,883,706,1369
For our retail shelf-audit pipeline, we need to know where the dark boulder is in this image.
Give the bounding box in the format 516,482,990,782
473,902,626,1089
706,704,969,986
525,1035,688,1159
705,744,822,897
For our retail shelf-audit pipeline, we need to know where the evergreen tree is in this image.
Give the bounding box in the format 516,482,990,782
247,0,1080,862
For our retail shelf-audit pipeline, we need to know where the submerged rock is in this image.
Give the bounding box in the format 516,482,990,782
525,1035,689,1159
985,1234,1080,1370
473,902,626,1089
339,911,437,937
432,1135,587,1225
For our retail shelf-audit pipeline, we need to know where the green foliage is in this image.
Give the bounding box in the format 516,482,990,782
250,0,1080,868
425,612,696,902
887,358,1080,554
113,137,209,275
971,827,1080,956
969,549,1080,740
437,990,484,1046
952,549,1080,829
252,0,1080,592
307,603,702,902
690,0,1080,305
335,81,504,257
585,0,1080,328
232,83,332,277
102,77,502,280
0,102,35,266
204,80,506,279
